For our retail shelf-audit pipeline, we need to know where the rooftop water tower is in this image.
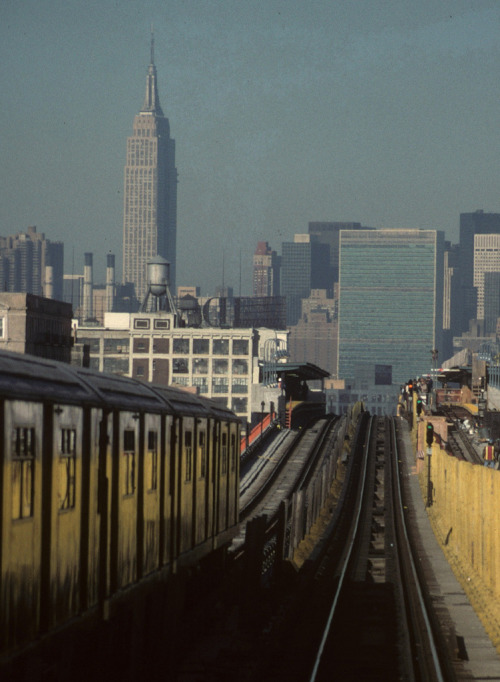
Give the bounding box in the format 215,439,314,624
140,256,177,315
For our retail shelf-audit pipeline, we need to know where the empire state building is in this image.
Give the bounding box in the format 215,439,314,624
122,35,177,302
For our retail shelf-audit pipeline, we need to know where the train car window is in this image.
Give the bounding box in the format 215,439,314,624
147,430,158,491
59,428,76,511
221,433,227,475
198,431,206,479
12,427,35,520
230,434,236,473
123,429,136,495
185,431,192,482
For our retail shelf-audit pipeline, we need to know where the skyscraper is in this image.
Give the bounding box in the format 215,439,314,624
473,234,500,320
338,229,444,384
252,241,280,296
0,226,64,300
458,211,500,332
123,34,177,303
281,234,330,325
308,221,370,284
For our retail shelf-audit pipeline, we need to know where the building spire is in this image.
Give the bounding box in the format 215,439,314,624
141,26,164,116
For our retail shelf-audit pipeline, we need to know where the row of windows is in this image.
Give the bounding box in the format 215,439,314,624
172,358,248,375
81,336,250,357
133,334,249,355
11,425,238,519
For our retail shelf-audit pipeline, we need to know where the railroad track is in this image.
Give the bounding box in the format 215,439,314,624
439,405,483,464
238,415,339,527
171,413,469,681
307,415,453,681
258,415,455,681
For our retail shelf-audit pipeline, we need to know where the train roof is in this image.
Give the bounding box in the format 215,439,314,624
0,351,99,405
0,350,239,420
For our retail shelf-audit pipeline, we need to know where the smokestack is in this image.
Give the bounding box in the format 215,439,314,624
106,254,115,312
83,252,93,321
45,265,54,299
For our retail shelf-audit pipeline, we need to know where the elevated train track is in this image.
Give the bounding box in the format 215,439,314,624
254,415,457,681
232,414,341,555
307,415,451,681
438,405,484,464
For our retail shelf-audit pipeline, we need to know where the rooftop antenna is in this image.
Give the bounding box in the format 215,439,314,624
150,23,155,63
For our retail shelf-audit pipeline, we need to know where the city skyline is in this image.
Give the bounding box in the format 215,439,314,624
1,2,500,294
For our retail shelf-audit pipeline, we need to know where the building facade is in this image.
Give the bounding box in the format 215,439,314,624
0,293,73,362
325,368,400,417
287,289,338,377
338,229,444,385
473,234,500,321
123,35,177,302
75,312,287,425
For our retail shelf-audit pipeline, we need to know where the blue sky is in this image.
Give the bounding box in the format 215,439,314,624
1,1,500,294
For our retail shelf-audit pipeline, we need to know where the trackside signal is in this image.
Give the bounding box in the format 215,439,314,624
426,422,434,446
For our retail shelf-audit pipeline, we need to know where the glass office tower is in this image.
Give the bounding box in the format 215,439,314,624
338,229,444,385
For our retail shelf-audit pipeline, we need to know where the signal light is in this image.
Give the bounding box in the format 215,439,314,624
426,423,434,446
416,398,423,416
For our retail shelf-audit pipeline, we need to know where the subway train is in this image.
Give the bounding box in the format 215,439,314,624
0,349,240,662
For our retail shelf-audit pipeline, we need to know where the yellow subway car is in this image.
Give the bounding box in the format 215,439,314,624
0,350,240,662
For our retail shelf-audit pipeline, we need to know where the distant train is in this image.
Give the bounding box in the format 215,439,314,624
0,350,240,660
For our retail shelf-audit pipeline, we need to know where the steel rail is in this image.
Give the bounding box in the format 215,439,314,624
308,415,374,682
296,414,339,492
390,418,446,682
239,417,334,521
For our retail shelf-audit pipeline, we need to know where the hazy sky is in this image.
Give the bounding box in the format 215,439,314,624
1,1,500,294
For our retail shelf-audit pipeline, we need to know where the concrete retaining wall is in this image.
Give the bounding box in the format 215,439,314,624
418,442,500,652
